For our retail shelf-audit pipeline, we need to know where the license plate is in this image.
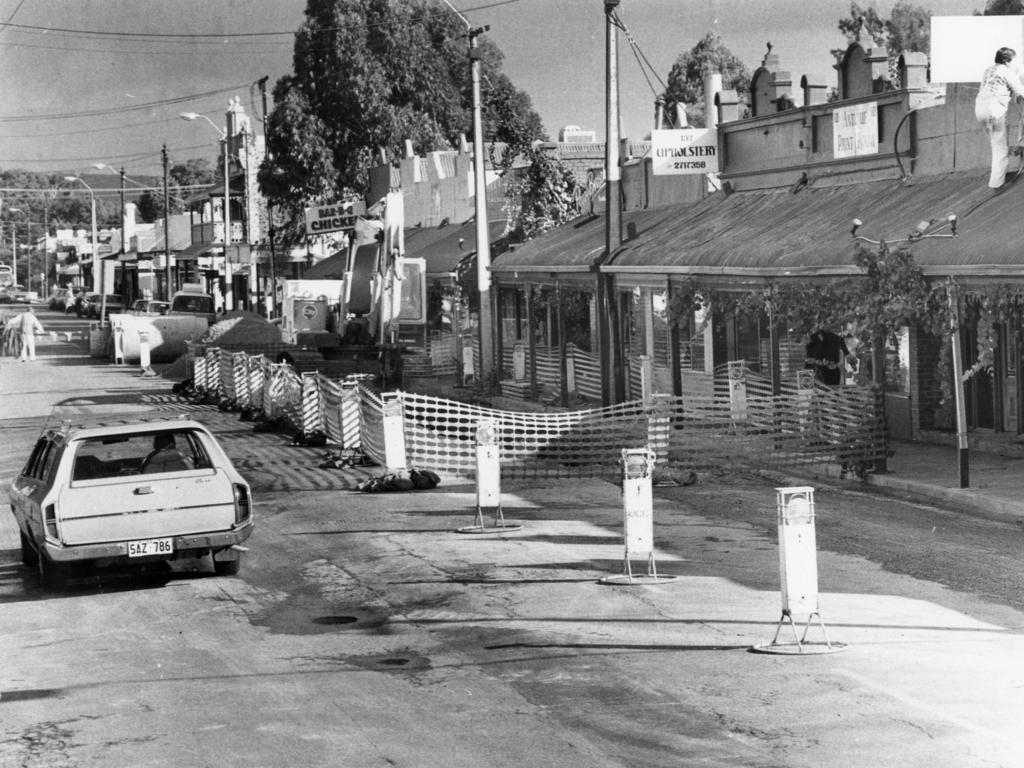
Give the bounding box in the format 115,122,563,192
127,538,173,558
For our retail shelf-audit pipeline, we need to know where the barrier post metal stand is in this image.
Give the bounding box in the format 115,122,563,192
112,321,125,365
457,418,521,534
600,447,677,585
138,330,157,377
753,486,845,654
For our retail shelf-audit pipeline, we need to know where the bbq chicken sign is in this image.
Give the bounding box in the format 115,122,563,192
304,202,362,236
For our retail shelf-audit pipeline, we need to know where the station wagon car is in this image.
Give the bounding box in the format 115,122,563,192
9,418,254,587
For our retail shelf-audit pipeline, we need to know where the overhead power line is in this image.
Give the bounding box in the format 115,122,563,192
610,10,668,99
0,83,251,123
0,0,524,41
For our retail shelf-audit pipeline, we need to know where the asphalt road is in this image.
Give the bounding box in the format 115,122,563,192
1,307,1022,767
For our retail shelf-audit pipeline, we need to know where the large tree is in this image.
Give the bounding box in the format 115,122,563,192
838,2,932,54
837,2,931,91
259,0,546,243
977,0,1024,13
136,158,218,222
662,32,751,128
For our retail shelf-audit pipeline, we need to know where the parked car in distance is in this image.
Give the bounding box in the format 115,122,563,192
168,285,217,325
86,293,125,318
0,284,29,304
9,418,254,587
50,287,80,312
129,299,170,315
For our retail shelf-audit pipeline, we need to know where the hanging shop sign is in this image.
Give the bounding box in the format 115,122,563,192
304,201,366,236
651,129,719,175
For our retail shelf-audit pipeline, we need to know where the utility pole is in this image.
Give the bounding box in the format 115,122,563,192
441,1,494,381
258,75,276,319
163,144,172,299
118,167,126,296
600,0,623,405
222,104,234,312
468,24,495,382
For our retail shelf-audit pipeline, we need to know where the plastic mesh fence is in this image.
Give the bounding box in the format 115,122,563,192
198,350,885,481
401,393,652,480
358,385,386,465
400,369,885,480
316,376,362,449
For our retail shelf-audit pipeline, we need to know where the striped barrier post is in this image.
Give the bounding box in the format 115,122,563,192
340,381,361,450
300,371,323,436
233,353,250,409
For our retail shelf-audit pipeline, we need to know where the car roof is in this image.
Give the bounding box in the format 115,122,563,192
44,417,213,443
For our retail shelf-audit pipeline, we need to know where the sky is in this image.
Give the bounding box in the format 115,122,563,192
0,0,986,186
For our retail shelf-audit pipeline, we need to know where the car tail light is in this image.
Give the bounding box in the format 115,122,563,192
232,484,251,525
43,503,59,540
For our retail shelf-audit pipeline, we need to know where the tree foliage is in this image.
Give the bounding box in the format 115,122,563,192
259,0,546,244
662,32,751,128
977,0,1024,14
135,159,217,222
503,148,581,243
838,2,932,55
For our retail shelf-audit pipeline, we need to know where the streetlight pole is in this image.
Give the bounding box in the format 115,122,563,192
8,207,22,287
181,111,232,311
63,177,99,294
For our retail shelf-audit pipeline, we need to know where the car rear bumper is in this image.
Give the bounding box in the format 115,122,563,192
42,520,254,564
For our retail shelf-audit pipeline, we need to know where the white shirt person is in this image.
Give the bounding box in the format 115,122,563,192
975,47,1024,189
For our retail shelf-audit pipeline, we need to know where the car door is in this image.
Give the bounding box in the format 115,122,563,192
11,436,62,542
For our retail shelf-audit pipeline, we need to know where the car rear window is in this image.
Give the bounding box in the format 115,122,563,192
171,295,214,313
72,430,213,480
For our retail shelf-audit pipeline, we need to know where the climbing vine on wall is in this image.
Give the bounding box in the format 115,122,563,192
660,242,1024,395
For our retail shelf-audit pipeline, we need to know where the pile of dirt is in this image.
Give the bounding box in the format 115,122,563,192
160,353,189,382
202,311,282,346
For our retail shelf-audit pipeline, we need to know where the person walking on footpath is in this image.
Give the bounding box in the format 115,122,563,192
975,46,1024,190
10,306,44,361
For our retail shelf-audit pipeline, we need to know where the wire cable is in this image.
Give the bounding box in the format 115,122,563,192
0,83,251,123
609,9,668,100
0,0,524,41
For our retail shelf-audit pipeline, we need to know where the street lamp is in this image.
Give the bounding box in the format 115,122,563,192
180,110,233,310
64,177,99,294
7,206,23,287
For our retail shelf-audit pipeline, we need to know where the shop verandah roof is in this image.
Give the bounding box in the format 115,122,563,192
605,170,1024,281
492,169,1024,283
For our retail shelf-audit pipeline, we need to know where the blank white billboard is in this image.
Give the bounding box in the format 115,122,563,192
931,16,1024,83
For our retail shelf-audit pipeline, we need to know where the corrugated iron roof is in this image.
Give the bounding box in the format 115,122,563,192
404,218,507,275
301,217,509,281
492,169,1024,281
608,170,1024,278
491,207,680,274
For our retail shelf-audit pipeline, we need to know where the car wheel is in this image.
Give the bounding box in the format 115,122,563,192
20,530,38,567
37,552,67,589
213,556,241,576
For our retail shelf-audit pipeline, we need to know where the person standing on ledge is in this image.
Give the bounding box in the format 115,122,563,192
975,46,1024,190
